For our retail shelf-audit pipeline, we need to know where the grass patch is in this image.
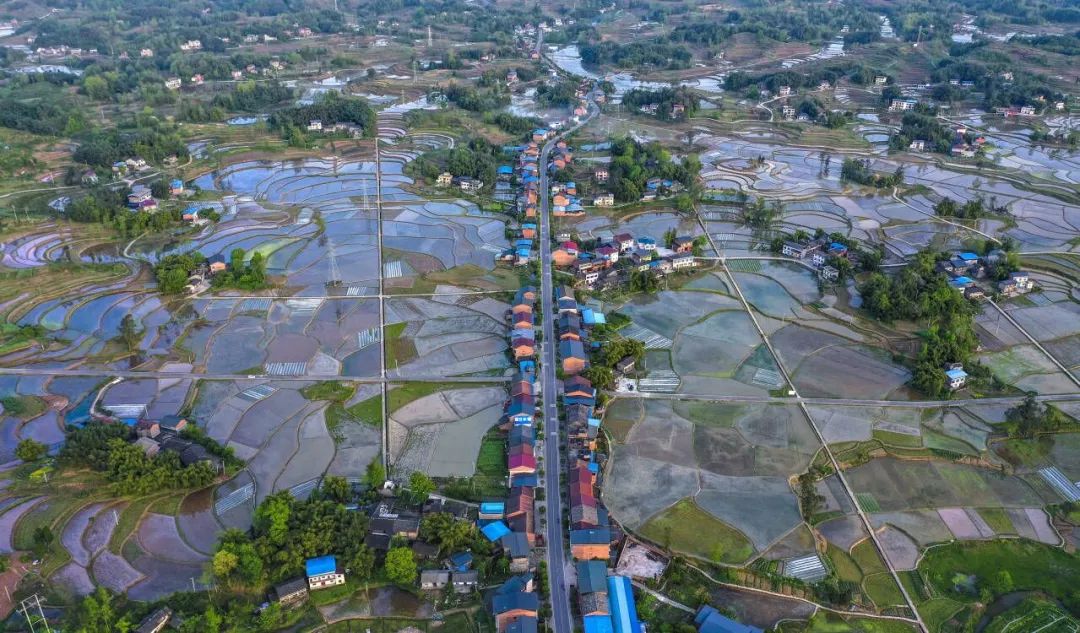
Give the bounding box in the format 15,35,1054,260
384,322,417,369
850,540,887,576
872,429,924,449
975,508,1015,535
346,394,383,427
826,544,863,583
993,436,1055,467
388,382,448,413
147,492,187,516
864,572,906,608
782,612,919,632
0,395,48,421
424,263,522,291
466,429,509,498
638,498,754,564
855,492,881,513
309,577,362,607
387,382,497,414
920,540,1080,604
918,597,965,632
437,612,476,633
672,400,741,428
604,398,643,443
301,381,356,402
13,496,87,551
923,430,978,456
109,495,162,553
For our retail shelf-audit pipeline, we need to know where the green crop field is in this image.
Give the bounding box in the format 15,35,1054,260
638,498,754,564
920,540,1080,605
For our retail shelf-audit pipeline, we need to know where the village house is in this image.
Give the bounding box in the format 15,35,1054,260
164,77,182,90
570,529,611,560
819,265,840,282
781,241,819,259
274,578,310,608
134,607,173,633
945,365,968,390
436,172,453,187
695,606,763,633
421,570,450,590
452,570,479,593
998,271,1034,296
493,576,539,633
560,339,588,375
305,556,345,590
594,168,609,183
889,98,917,112
455,176,484,193
593,193,614,207
670,253,695,270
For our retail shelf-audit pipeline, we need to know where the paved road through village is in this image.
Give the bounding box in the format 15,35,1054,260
540,90,599,633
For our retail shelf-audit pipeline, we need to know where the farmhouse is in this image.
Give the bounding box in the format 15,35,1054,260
274,578,309,608
305,555,345,590
695,605,762,633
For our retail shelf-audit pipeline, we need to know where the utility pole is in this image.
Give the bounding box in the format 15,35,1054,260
428,25,432,48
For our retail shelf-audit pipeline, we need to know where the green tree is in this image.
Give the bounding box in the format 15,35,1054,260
349,543,376,580
420,512,476,553
365,458,386,488
384,546,417,585
254,492,293,546
212,549,239,579
408,471,435,503
15,438,47,462
84,75,110,101
32,525,53,554
119,314,140,351
321,475,350,503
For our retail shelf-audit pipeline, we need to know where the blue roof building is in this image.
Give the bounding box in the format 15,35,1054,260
581,309,607,326
510,473,539,487
480,501,506,517
481,521,511,542
959,252,980,261
951,276,974,287
608,576,642,633
576,560,608,593
584,615,615,633
449,551,474,571
694,606,762,633
305,555,337,577
498,165,514,175
170,178,184,189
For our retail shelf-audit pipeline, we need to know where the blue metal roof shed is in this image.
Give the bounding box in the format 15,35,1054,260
584,615,615,633
480,501,506,515
608,575,642,633
481,521,511,542
959,252,980,261
305,555,337,577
